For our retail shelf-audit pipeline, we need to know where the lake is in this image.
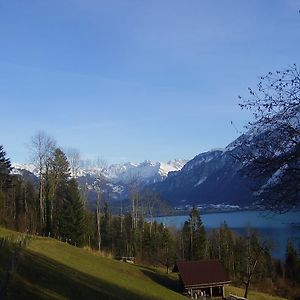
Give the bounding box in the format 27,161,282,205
155,210,300,259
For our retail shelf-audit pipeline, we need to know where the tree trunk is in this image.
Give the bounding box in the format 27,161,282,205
96,197,101,252
244,256,259,298
39,175,44,226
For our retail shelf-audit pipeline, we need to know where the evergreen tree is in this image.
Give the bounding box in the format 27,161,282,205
60,178,86,246
0,145,11,172
0,145,13,226
0,145,12,190
182,207,206,260
49,148,70,237
285,239,300,284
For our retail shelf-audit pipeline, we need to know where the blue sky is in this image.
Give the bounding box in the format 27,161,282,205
1,0,299,164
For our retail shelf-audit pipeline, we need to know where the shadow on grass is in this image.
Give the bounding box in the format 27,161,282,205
5,249,155,300
140,268,179,293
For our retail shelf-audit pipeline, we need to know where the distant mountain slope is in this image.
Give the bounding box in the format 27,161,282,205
13,124,288,210
12,159,187,184
148,132,273,208
149,150,254,207
11,159,188,208
105,159,187,184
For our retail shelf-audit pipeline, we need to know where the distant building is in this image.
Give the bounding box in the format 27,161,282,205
172,260,231,299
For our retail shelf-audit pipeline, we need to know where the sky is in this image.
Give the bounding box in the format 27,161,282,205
0,0,299,164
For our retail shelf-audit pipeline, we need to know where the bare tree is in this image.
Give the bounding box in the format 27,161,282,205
237,65,300,212
30,131,56,228
141,189,172,235
66,148,81,177
127,172,141,230
241,232,271,299
92,158,107,252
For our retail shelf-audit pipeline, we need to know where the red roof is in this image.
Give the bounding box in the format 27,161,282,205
173,260,231,288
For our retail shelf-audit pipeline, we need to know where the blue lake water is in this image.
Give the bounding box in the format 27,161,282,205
155,210,300,259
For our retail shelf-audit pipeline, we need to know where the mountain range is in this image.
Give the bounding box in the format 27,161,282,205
149,145,255,209
12,129,277,211
12,159,188,208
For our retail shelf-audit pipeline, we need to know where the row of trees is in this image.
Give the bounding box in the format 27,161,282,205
0,141,86,245
178,208,300,298
1,117,299,299
0,140,174,260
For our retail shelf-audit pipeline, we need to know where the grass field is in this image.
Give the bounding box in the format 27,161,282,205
225,285,286,300
0,227,287,300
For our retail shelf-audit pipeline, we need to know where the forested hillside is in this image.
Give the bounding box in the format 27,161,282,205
0,227,288,300
1,141,300,299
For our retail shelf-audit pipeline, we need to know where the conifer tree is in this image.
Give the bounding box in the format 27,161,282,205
0,145,13,226
58,179,80,245
182,207,206,260
0,145,12,190
66,178,86,246
49,148,70,237
285,239,300,284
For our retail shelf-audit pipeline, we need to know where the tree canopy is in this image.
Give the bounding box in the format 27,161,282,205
238,65,300,212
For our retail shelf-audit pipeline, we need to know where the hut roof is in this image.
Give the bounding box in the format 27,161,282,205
173,260,231,288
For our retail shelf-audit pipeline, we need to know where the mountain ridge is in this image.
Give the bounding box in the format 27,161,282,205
12,159,188,183
12,126,285,211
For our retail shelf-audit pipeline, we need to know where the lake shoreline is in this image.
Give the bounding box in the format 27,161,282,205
156,207,263,218
154,210,300,259
155,207,300,218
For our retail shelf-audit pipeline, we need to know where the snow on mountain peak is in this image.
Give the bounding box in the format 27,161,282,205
106,159,187,184
11,163,37,175
12,159,188,185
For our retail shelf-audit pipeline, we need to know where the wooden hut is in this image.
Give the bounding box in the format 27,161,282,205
172,260,231,298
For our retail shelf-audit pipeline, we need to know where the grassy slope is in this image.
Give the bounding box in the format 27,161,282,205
225,285,286,300
0,227,184,300
0,228,287,300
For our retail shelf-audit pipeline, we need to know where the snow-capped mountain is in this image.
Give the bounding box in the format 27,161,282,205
11,163,36,176
12,159,188,207
106,159,187,184
149,114,300,210
148,134,266,208
12,159,187,183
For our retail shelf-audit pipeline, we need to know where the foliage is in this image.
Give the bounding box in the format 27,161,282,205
0,142,299,298
238,65,300,212
207,225,275,298
285,239,300,284
0,145,12,176
208,222,235,274
0,227,289,300
60,178,86,246
181,207,206,261
0,145,12,196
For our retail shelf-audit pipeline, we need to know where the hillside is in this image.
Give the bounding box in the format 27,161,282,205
13,128,280,210
0,227,184,300
149,148,255,208
0,228,286,300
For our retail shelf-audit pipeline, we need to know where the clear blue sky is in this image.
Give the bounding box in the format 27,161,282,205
1,0,299,164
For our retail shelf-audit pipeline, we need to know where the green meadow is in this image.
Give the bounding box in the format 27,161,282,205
0,228,286,300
